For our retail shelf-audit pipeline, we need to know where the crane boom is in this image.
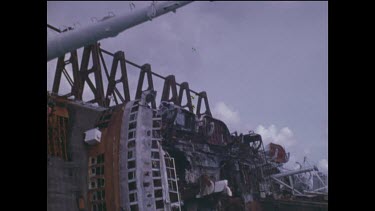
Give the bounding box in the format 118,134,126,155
47,1,193,62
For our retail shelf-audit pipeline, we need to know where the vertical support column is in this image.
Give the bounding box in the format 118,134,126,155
135,64,156,109
70,50,82,99
105,51,131,107
78,45,91,99
119,52,131,103
161,75,178,105
196,91,212,118
91,44,105,106
52,50,81,99
178,82,194,112
78,43,106,106
52,55,66,94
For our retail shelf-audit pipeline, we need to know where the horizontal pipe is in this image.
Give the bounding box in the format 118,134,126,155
99,46,201,96
47,1,193,61
271,166,316,178
304,190,328,195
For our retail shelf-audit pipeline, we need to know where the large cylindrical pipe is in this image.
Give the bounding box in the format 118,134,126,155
271,166,316,178
47,1,193,62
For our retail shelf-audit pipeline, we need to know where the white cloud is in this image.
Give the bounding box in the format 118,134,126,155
283,154,298,170
255,124,296,147
318,158,328,173
212,102,240,128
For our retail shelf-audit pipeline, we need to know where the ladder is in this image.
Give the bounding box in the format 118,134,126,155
164,154,181,211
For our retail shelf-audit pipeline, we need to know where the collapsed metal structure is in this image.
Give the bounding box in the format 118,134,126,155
47,3,327,211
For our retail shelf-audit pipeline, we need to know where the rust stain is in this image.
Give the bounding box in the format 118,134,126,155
47,102,69,160
87,104,125,211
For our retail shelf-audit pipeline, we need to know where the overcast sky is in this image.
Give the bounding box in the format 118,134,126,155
47,1,328,173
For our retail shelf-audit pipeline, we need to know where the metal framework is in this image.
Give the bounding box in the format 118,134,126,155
48,24,212,117
161,75,178,105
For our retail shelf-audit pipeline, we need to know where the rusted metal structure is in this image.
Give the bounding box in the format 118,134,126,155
47,4,328,210
47,23,217,210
